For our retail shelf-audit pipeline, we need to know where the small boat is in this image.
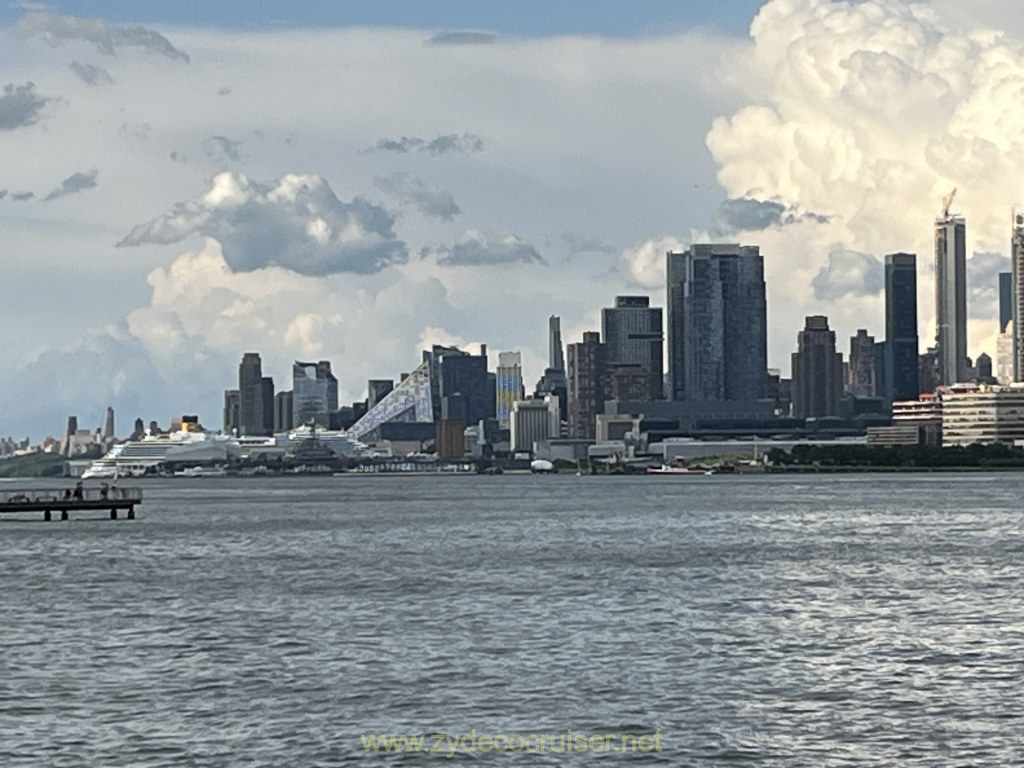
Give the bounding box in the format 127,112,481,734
173,466,228,478
646,464,708,475
530,459,554,474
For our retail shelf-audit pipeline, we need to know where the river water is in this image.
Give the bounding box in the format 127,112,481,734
2,473,1023,766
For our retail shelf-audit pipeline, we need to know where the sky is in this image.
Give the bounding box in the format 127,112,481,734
3,0,1024,440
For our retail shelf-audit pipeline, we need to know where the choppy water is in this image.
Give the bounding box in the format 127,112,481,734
2,473,1024,766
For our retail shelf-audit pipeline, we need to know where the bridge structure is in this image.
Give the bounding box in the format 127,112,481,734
0,486,142,521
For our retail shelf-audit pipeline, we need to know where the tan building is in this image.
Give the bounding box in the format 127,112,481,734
940,384,1024,447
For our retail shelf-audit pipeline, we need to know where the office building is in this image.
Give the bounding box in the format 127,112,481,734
846,330,876,396
601,296,664,400
941,384,1024,447
495,352,525,429
367,379,394,409
239,353,272,436
935,202,968,385
885,252,920,400
1000,271,1013,334
274,390,294,432
666,244,767,402
510,395,560,454
1013,213,1024,380
535,316,568,421
567,331,607,440
439,346,492,427
223,389,240,435
292,361,338,429
791,316,843,419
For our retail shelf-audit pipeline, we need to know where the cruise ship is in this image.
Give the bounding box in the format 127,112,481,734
81,431,237,478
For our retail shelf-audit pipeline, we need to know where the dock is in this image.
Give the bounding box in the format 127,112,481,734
0,487,142,521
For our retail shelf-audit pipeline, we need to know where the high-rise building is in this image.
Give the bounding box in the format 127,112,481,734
885,252,920,400
1012,212,1024,380
536,316,568,421
666,244,767,402
440,345,492,427
935,202,968,385
261,376,275,433
999,271,1013,334
274,390,294,432
292,361,338,429
567,331,607,439
495,351,525,429
239,353,271,436
601,296,664,400
223,389,240,434
791,316,843,419
847,329,876,396
102,406,115,441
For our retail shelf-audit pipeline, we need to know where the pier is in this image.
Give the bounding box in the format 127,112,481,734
0,487,142,521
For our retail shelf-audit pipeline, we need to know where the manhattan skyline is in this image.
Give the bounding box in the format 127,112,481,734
3,0,1024,439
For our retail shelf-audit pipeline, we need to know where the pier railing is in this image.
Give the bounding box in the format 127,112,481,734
0,487,143,505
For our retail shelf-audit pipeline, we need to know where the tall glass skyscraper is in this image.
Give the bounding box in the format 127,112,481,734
1012,212,1024,381
666,245,766,402
495,351,525,429
292,360,338,429
935,210,967,385
884,253,920,400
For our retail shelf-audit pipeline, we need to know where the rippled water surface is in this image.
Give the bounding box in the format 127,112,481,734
3,473,1024,766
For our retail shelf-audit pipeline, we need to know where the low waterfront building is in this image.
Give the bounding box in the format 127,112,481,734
510,395,560,455
940,384,1024,447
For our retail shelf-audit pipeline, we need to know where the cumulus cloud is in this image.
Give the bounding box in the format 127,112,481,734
432,230,545,267
0,82,51,130
968,251,1010,321
12,12,190,62
44,169,98,201
372,133,484,155
620,236,687,289
708,197,831,237
69,61,113,85
204,135,244,162
427,32,498,46
811,248,884,301
374,172,460,221
117,171,408,276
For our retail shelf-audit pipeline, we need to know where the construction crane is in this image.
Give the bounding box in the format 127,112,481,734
941,187,957,218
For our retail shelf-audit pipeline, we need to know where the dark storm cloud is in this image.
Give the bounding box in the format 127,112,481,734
709,197,831,238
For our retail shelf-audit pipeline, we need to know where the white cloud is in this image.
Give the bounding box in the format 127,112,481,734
117,172,409,276
12,11,190,61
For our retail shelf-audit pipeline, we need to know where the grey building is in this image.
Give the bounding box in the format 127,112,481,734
292,361,338,429
601,296,664,400
1013,212,1024,380
885,252,920,400
439,346,492,427
847,329,876,397
999,271,1012,335
667,244,767,402
239,353,271,436
935,211,968,385
274,390,294,432
535,315,568,421
367,379,394,409
791,316,843,419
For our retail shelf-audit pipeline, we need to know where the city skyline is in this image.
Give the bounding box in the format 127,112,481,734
4,0,1024,439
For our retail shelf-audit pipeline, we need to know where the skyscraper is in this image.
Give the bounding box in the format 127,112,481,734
666,244,767,402
791,316,843,419
223,389,240,434
846,329,876,396
495,351,525,430
239,353,271,436
535,315,568,421
440,345,492,427
292,360,338,429
885,252,920,400
999,271,1013,334
567,331,606,439
1012,212,1024,380
601,296,664,400
935,199,967,385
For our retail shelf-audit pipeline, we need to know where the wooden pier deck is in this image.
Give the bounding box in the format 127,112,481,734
0,487,142,521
